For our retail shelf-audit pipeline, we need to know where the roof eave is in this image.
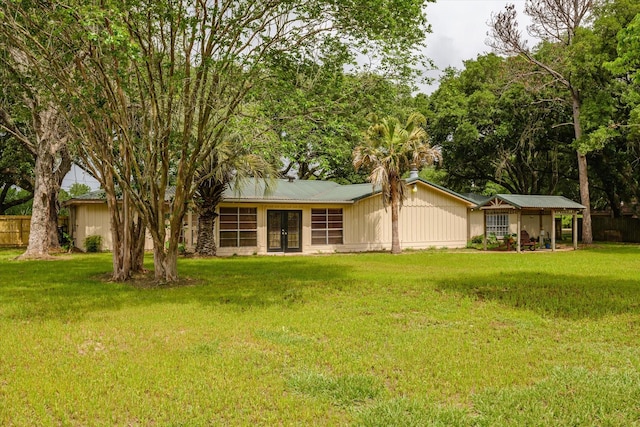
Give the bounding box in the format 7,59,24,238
220,198,355,205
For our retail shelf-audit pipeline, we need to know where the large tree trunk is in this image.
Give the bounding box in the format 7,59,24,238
18,104,70,259
149,197,185,282
390,177,401,254
572,93,592,244
21,149,54,258
152,242,178,282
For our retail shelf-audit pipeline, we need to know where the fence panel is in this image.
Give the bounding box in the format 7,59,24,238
0,216,31,246
0,216,69,247
592,217,640,243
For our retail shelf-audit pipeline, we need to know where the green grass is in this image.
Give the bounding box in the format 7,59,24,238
1,245,640,425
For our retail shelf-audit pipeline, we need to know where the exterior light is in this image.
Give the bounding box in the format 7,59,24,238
412,183,418,193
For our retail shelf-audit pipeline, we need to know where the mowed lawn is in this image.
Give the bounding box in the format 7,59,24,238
1,246,639,426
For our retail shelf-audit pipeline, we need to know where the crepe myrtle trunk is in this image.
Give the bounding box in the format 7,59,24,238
103,173,145,281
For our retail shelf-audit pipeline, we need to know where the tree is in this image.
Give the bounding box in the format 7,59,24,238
0,45,72,256
353,113,440,254
428,54,577,196
257,54,420,183
489,0,596,243
2,0,431,280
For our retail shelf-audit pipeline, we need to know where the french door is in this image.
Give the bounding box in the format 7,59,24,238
267,210,302,252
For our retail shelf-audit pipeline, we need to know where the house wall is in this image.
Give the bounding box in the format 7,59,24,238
71,204,111,251
70,181,472,255
376,184,468,250
519,212,553,240
468,210,484,239
215,203,352,256
70,204,154,252
216,182,471,255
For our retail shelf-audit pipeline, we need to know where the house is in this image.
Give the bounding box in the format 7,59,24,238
64,179,584,254
65,177,476,254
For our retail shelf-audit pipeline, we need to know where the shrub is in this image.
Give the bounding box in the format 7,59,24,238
84,235,102,253
470,235,484,244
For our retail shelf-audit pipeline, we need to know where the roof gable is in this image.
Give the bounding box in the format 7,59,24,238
480,194,585,210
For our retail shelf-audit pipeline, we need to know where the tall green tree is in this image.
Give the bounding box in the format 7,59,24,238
0,42,72,256
489,0,596,243
253,52,421,184
353,113,440,254
428,54,577,196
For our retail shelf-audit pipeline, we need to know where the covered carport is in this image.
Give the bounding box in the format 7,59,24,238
478,195,586,252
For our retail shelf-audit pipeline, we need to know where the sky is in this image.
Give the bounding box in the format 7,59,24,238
62,0,532,191
421,0,531,93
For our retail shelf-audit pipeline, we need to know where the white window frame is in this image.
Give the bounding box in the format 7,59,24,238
486,213,509,237
311,208,343,245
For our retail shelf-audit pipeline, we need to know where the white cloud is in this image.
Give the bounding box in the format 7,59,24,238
420,0,532,93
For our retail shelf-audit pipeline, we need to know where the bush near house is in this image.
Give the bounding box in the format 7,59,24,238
84,235,102,252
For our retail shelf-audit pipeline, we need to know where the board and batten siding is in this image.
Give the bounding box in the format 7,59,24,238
70,204,154,251
72,204,112,251
343,184,469,251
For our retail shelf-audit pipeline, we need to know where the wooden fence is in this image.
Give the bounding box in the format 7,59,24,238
592,216,640,243
0,216,31,247
0,216,69,247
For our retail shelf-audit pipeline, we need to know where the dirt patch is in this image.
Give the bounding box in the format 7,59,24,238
97,271,203,289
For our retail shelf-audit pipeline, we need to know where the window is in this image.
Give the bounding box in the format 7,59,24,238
486,213,509,237
219,207,257,247
311,208,343,245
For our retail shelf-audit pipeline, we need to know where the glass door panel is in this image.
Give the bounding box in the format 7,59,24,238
287,211,301,250
267,211,283,251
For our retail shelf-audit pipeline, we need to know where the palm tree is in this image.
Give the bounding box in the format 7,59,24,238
194,137,274,256
353,113,441,254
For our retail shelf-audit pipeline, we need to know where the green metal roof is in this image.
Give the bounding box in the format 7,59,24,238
480,194,585,210
223,178,377,203
72,189,106,200
225,178,475,205
66,178,476,206
461,193,492,205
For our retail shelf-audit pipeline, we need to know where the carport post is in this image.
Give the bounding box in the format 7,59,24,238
483,210,487,251
573,212,578,249
516,210,521,253
551,209,556,251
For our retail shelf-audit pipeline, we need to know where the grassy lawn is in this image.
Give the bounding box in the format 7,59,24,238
1,245,640,425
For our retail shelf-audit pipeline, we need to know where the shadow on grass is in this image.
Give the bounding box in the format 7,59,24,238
0,254,350,322
435,271,640,319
